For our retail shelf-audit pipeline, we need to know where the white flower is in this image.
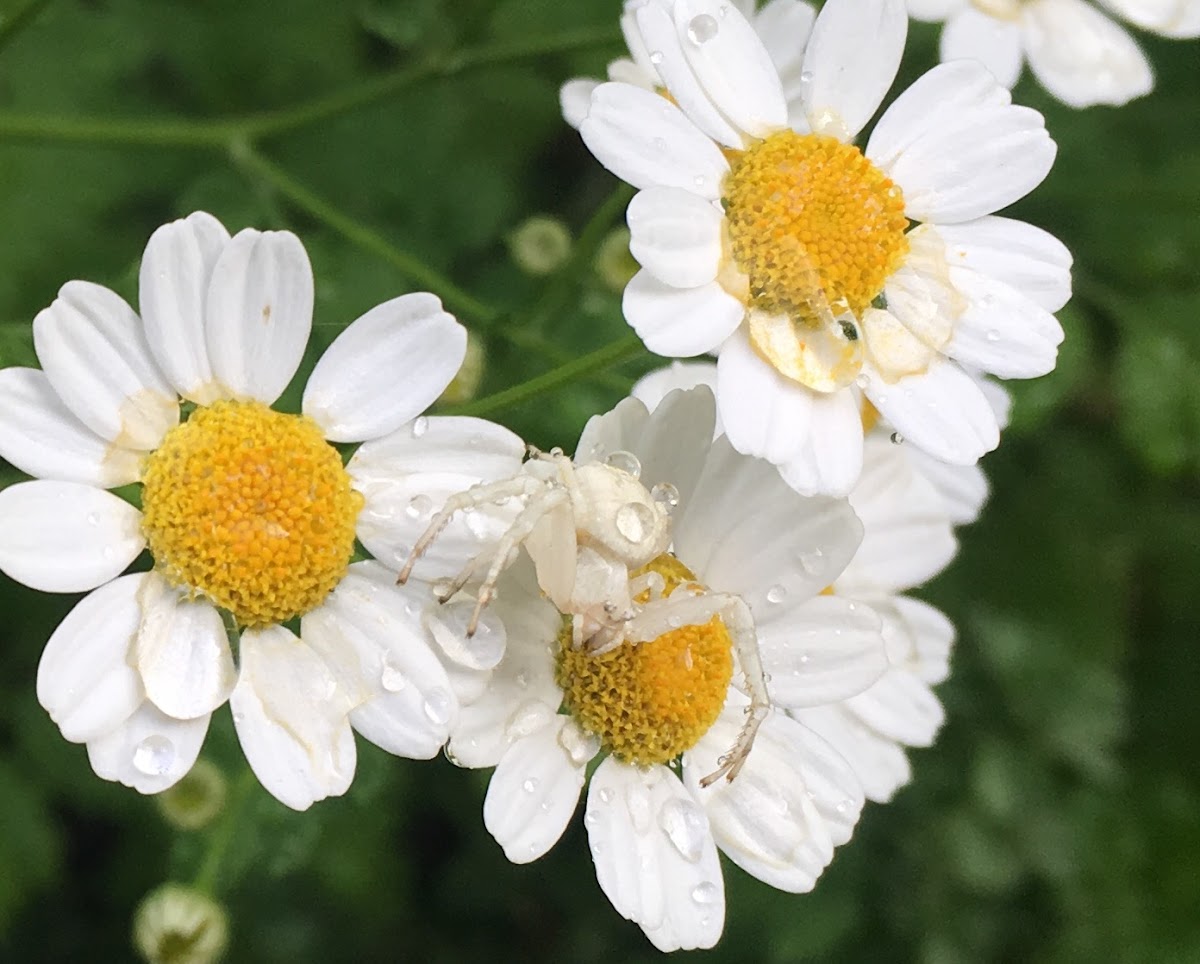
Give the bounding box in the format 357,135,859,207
561,0,816,129
0,211,527,810
909,0,1200,108
443,386,888,951
579,0,1071,497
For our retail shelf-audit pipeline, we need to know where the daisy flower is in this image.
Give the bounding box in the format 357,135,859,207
908,0,1200,108
579,0,1071,496
442,386,889,951
0,211,527,809
561,0,816,129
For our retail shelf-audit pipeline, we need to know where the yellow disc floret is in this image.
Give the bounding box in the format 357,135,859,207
556,555,732,767
140,400,363,628
723,131,909,321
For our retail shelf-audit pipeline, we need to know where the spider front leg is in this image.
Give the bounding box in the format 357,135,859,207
396,474,545,585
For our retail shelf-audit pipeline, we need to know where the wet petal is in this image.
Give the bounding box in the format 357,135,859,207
87,702,209,795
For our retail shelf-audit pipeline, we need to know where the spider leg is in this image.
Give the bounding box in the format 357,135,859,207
396,475,544,584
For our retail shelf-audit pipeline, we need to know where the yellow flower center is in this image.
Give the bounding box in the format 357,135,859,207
140,400,363,628
723,131,909,323
556,555,732,767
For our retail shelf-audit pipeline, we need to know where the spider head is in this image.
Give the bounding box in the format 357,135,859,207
573,462,671,568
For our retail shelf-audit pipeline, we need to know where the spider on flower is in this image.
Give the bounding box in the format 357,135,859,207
397,444,771,785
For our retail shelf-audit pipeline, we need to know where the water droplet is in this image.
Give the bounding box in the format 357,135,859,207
797,547,824,575
506,699,554,740
890,431,904,445
658,798,708,863
691,881,720,905
422,687,453,726
652,136,668,152
425,600,507,670
799,652,811,665
410,416,428,438
405,494,433,520
558,720,601,766
463,509,492,541
985,329,1001,343
686,13,719,44
605,449,641,478
86,512,99,526
599,787,615,804
380,655,408,692
522,777,540,794
650,481,680,511
615,501,656,543
649,50,664,65
693,174,706,188
442,744,464,767
625,782,654,833
835,798,851,814
585,809,600,827
133,735,175,776
766,584,787,604
855,374,870,389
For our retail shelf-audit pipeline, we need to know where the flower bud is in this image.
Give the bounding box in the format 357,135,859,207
508,215,572,276
133,883,229,964
595,226,637,291
438,330,486,406
156,759,227,831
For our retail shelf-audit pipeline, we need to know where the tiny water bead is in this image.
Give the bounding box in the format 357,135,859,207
556,555,733,767
686,13,720,45
133,734,176,776
605,449,642,479
140,399,363,628
616,501,657,542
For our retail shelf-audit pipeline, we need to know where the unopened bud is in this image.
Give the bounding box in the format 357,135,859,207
438,330,486,406
156,759,227,831
595,226,637,291
133,883,229,964
508,215,572,276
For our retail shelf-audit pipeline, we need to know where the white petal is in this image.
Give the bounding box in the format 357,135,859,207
0,481,144,592
907,0,969,19
37,574,146,743
575,386,717,514
0,367,141,486
634,2,745,147
673,435,864,605
303,293,466,442
802,0,908,139
934,216,1072,313
623,270,745,356
777,387,866,498
586,760,725,952
302,562,457,760
943,270,1064,378
846,669,944,747
892,595,955,684
862,306,941,378
204,229,314,405
484,717,588,863
231,625,356,811
561,77,601,129
626,189,723,289
861,359,999,465
580,83,730,199
795,703,912,803
1099,0,1200,36
717,332,812,466
839,435,959,592
672,0,788,137
33,281,178,449
755,0,818,105
685,705,835,891
348,416,526,580
630,361,720,432
757,595,888,707
87,702,209,794
1024,0,1153,107
139,211,230,404
867,61,1056,224
134,574,234,720
941,7,1025,88
904,446,989,525
782,716,866,845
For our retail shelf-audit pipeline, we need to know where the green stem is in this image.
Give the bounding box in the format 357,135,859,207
0,0,53,53
0,26,621,148
233,143,497,325
447,334,643,417
192,766,257,897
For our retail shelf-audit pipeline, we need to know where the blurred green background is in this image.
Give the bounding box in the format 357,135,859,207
1,0,1198,960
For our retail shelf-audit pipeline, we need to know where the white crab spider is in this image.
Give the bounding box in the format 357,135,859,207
397,447,771,784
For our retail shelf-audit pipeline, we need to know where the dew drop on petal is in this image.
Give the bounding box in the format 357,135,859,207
380,654,408,693
890,432,904,445
405,494,433,520
686,13,719,45
650,482,680,511
605,450,642,478
649,49,664,65
558,720,601,766
625,781,654,834
133,735,176,776
615,502,655,542
422,687,453,726
658,798,708,863
985,329,1001,343
797,547,824,575
410,416,429,438
425,600,507,671
766,584,787,604
506,699,554,740
522,777,540,794
599,787,616,804
691,881,720,905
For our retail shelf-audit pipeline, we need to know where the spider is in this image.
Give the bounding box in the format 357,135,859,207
397,446,770,784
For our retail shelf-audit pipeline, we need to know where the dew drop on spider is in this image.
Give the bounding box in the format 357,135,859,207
605,449,642,479
615,501,656,542
650,481,680,510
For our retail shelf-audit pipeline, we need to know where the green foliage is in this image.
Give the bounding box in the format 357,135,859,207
0,2,1198,962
